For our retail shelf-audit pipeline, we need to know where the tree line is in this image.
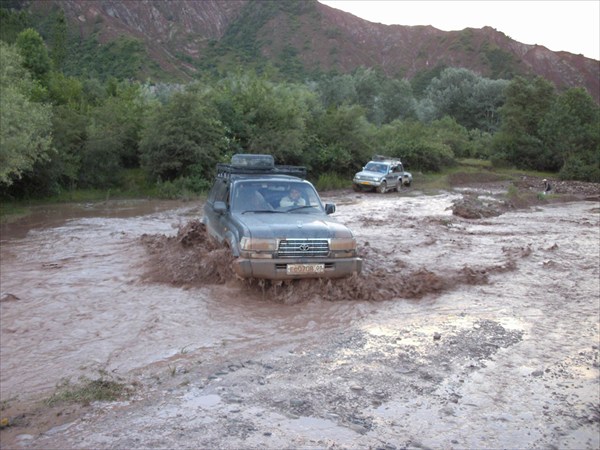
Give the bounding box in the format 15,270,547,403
1,28,598,200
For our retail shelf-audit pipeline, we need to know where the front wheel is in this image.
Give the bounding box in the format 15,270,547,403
377,181,387,194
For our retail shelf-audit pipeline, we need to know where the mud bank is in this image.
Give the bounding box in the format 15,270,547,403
1,189,599,449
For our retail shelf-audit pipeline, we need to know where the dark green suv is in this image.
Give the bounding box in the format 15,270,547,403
202,154,362,280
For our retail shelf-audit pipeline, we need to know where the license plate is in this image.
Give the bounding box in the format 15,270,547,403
286,263,325,275
360,181,371,185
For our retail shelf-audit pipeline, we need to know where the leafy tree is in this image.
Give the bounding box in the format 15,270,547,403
0,41,52,186
277,44,305,81
213,73,315,164
0,7,30,44
418,67,508,132
79,120,123,188
375,120,456,172
15,27,50,82
482,44,517,79
307,104,374,176
540,88,600,181
139,86,227,182
353,67,384,123
315,73,357,108
46,71,83,106
465,129,494,159
79,81,147,187
82,77,109,106
410,65,446,99
491,76,556,170
64,35,146,81
14,78,87,196
429,116,471,158
379,77,417,124
47,105,86,190
314,69,416,126
50,8,67,71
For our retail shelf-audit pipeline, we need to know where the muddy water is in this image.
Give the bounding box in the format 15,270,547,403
1,193,599,449
0,200,377,402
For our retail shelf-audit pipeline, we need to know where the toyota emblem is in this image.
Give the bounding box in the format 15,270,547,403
299,244,310,251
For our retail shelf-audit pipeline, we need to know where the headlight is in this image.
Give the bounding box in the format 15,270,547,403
330,238,357,251
239,237,278,251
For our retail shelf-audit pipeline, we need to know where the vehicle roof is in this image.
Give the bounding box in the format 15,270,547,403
367,159,400,165
229,174,308,183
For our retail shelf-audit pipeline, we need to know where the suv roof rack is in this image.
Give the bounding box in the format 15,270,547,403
231,153,274,168
216,154,307,179
373,154,402,163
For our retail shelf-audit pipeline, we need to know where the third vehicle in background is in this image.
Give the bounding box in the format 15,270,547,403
352,155,412,193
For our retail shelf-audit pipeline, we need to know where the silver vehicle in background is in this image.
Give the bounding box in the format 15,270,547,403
352,155,412,193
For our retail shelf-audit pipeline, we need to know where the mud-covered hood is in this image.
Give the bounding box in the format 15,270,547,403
354,170,385,180
234,212,353,239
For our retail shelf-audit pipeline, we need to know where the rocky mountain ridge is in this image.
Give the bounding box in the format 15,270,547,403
28,0,600,99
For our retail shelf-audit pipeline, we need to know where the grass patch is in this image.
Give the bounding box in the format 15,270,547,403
505,184,545,208
411,172,451,192
458,158,494,168
447,171,511,185
314,172,351,191
412,159,555,193
45,373,132,407
0,203,30,224
0,396,17,412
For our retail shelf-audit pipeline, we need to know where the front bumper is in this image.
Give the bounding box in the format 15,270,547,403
353,178,382,188
233,257,363,280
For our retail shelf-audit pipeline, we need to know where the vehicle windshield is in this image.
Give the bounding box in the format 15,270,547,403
231,181,323,213
365,162,388,173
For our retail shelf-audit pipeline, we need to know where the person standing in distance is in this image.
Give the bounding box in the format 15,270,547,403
543,179,552,195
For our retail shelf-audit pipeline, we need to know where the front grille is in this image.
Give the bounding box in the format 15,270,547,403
277,239,329,257
275,262,334,270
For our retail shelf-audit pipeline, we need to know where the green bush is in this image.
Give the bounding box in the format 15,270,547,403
559,156,600,182
314,172,350,191
156,176,211,200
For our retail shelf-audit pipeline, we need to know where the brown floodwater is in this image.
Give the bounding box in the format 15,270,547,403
1,198,380,401
1,192,599,449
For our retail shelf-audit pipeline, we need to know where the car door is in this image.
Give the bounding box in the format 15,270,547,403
204,179,230,242
389,165,401,188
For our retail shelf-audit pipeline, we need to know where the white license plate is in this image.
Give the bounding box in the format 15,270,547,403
286,263,325,275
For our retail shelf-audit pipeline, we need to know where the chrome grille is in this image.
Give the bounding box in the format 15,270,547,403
277,239,329,257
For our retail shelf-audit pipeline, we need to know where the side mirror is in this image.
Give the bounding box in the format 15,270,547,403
213,201,227,214
325,203,336,215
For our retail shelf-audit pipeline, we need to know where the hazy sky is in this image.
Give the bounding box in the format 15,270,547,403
319,1,600,60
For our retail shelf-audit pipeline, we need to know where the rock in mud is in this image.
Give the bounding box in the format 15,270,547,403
451,194,505,219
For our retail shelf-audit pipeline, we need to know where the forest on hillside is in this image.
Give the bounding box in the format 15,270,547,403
1,6,598,200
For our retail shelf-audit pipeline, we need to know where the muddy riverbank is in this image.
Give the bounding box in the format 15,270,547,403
1,180,599,449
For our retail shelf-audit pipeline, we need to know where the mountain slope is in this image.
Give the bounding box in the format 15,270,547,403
26,0,600,99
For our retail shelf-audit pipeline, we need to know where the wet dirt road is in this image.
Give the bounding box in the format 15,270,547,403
1,190,599,449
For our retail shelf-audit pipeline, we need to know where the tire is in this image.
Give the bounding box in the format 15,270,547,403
352,184,361,192
377,181,387,194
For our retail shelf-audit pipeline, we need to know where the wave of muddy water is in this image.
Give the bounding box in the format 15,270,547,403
1,192,599,449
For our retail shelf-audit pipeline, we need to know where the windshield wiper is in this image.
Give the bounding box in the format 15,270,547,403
287,205,317,212
241,209,284,214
